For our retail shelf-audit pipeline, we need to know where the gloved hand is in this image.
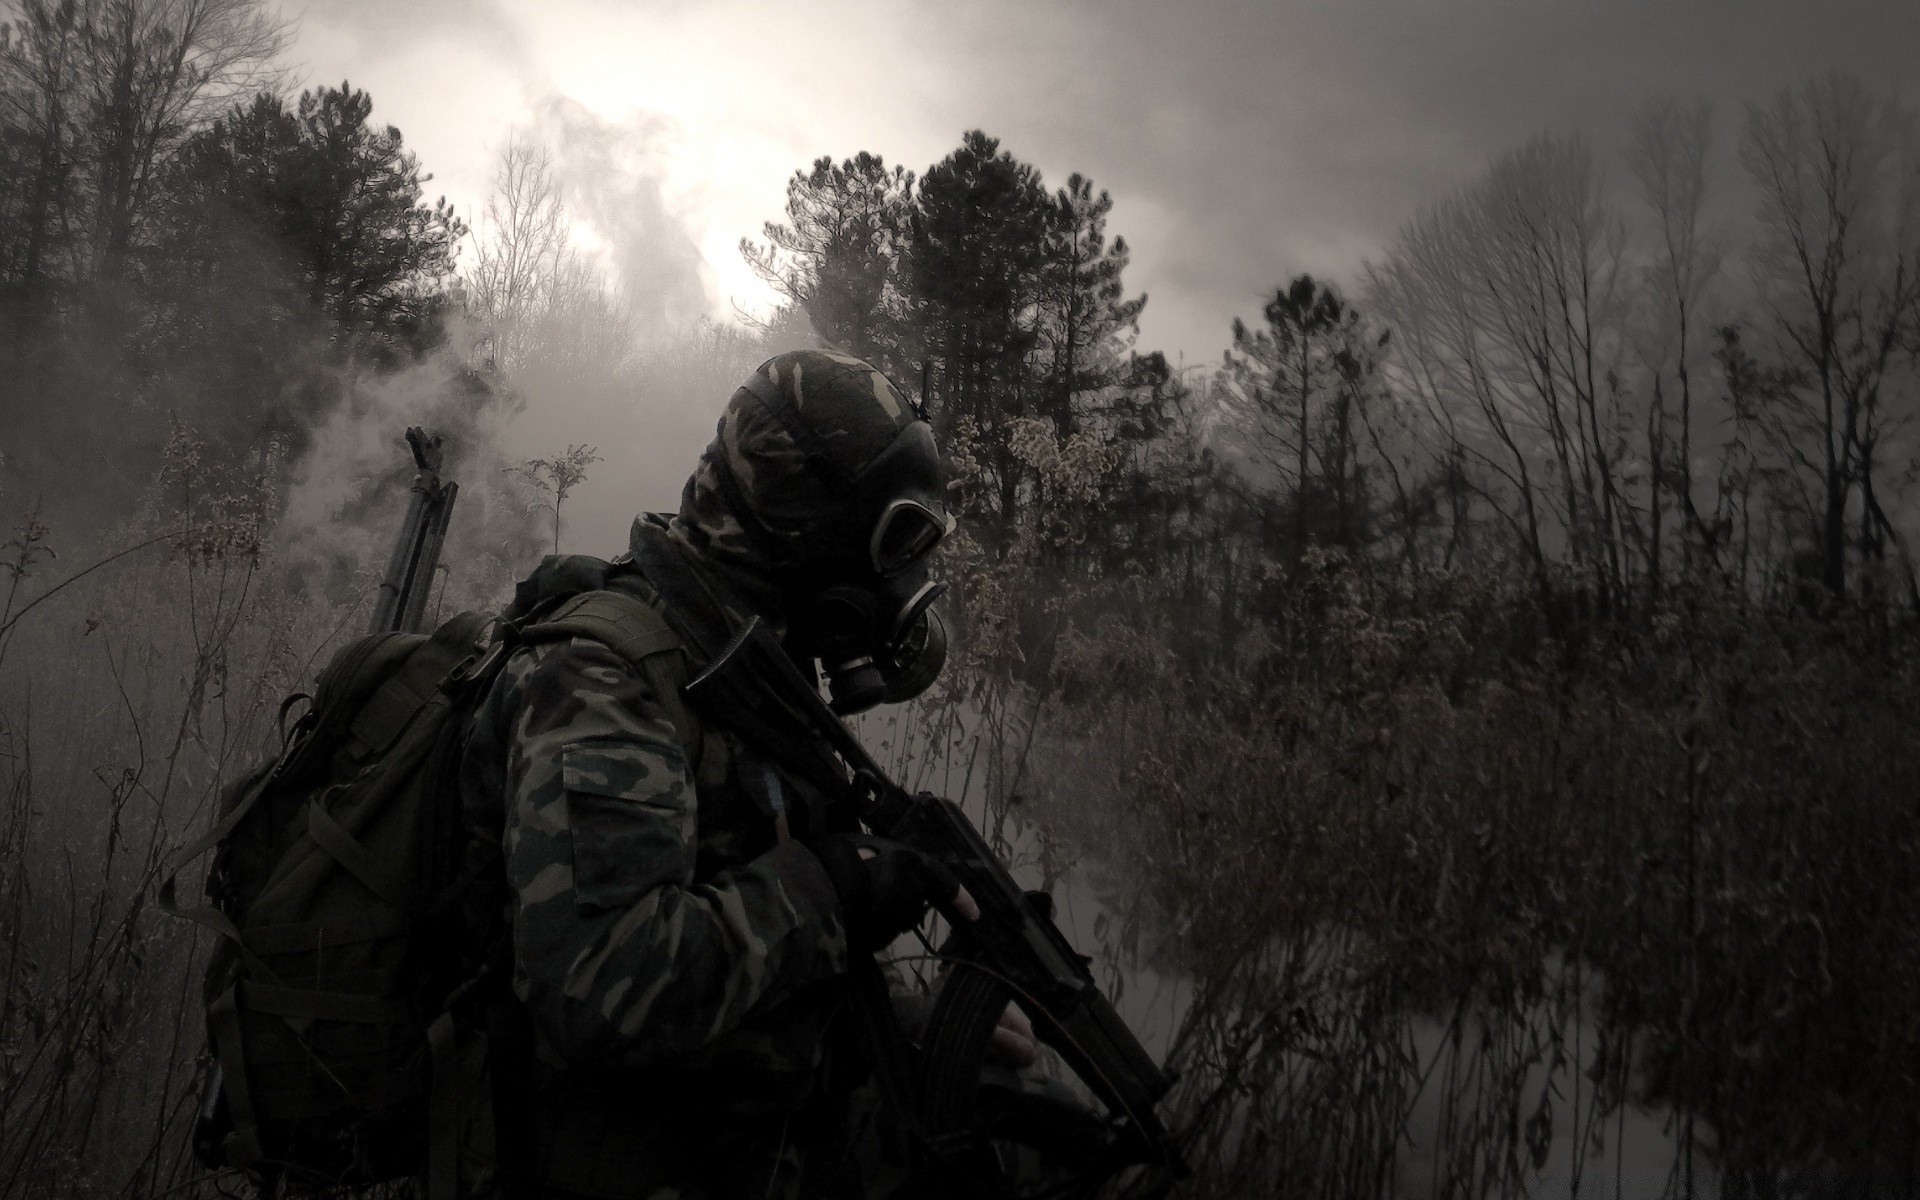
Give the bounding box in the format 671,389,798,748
807,832,967,953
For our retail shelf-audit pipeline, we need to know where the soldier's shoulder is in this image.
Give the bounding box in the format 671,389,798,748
510,633,652,696
603,561,669,609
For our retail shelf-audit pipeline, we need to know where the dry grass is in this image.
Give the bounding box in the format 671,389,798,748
4,502,1917,1199
2,530,294,1197
1010,554,1920,1198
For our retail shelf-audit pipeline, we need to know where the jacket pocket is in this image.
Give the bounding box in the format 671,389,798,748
560,739,693,912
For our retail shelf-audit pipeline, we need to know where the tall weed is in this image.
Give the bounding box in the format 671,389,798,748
1017,555,1920,1197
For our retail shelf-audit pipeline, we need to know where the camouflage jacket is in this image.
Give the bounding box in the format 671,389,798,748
459,552,865,1198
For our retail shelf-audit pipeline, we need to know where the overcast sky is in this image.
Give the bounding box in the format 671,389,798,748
285,0,1915,368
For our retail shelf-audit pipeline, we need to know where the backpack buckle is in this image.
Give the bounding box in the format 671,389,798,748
444,639,509,697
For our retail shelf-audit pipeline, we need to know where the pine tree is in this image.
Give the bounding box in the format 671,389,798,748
167,83,464,352
740,151,912,375
1036,172,1144,439
905,130,1052,539
1221,274,1376,554
142,82,464,459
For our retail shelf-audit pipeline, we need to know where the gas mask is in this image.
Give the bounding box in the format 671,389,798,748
793,570,949,715
682,351,960,716
783,425,957,715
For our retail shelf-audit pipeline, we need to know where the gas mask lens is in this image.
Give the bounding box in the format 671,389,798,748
870,498,955,577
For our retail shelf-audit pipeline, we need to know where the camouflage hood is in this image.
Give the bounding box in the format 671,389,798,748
669,349,931,616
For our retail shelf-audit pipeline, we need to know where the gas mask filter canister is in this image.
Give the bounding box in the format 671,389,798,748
798,564,950,716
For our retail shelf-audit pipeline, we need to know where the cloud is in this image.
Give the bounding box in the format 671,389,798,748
810,0,1918,356
284,0,1916,365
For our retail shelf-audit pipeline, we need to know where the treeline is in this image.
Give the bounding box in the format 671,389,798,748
747,77,1920,675
11,1,1912,644
0,0,484,517
1366,85,1919,617
742,138,1177,554
715,79,1916,1197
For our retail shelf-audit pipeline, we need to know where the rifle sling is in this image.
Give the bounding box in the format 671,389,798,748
630,527,973,1173
626,527,853,801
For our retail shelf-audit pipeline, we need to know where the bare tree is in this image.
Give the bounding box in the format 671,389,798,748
1366,133,1636,609
1627,95,1723,591
466,134,570,373
0,0,287,297
530,246,633,382
1740,73,1920,603
78,0,288,282
0,2,82,310
464,132,633,382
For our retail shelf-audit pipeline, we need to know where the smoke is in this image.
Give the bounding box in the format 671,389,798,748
486,315,797,559
458,95,814,559
532,95,713,338
260,88,781,597
237,87,798,599
264,91,742,593
276,321,545,616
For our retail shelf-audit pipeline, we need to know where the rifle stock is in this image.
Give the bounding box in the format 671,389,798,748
370,427,458,635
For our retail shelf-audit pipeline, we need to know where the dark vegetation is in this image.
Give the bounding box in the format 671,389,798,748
3,1,1919,1194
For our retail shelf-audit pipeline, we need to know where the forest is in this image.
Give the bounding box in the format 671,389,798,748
3,0,1919,1197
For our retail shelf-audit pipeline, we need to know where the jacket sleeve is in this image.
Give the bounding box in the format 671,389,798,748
492,634,848,1070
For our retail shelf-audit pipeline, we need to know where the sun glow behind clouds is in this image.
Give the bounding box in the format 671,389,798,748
288,0,1231,358
293,0,902,330
457,0,945,329
290,0,1913,368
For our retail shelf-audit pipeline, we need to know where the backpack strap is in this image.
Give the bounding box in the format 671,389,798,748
158,758,283,963
341,611,494,765
520,591,711,778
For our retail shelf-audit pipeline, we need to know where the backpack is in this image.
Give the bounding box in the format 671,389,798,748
160,577,707,1198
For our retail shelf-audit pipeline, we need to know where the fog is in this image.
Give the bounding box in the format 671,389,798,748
3,1,1915,1196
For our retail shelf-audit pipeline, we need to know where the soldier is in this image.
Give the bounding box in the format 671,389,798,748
459,350,1034,1199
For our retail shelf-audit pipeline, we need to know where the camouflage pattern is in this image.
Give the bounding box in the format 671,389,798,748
674,350,922,597
464,627,850,1062
460,593,859,1197
457,351,946,1198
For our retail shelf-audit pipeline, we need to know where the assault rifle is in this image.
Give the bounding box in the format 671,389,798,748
686,616,1187,1195
369,427,458,635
